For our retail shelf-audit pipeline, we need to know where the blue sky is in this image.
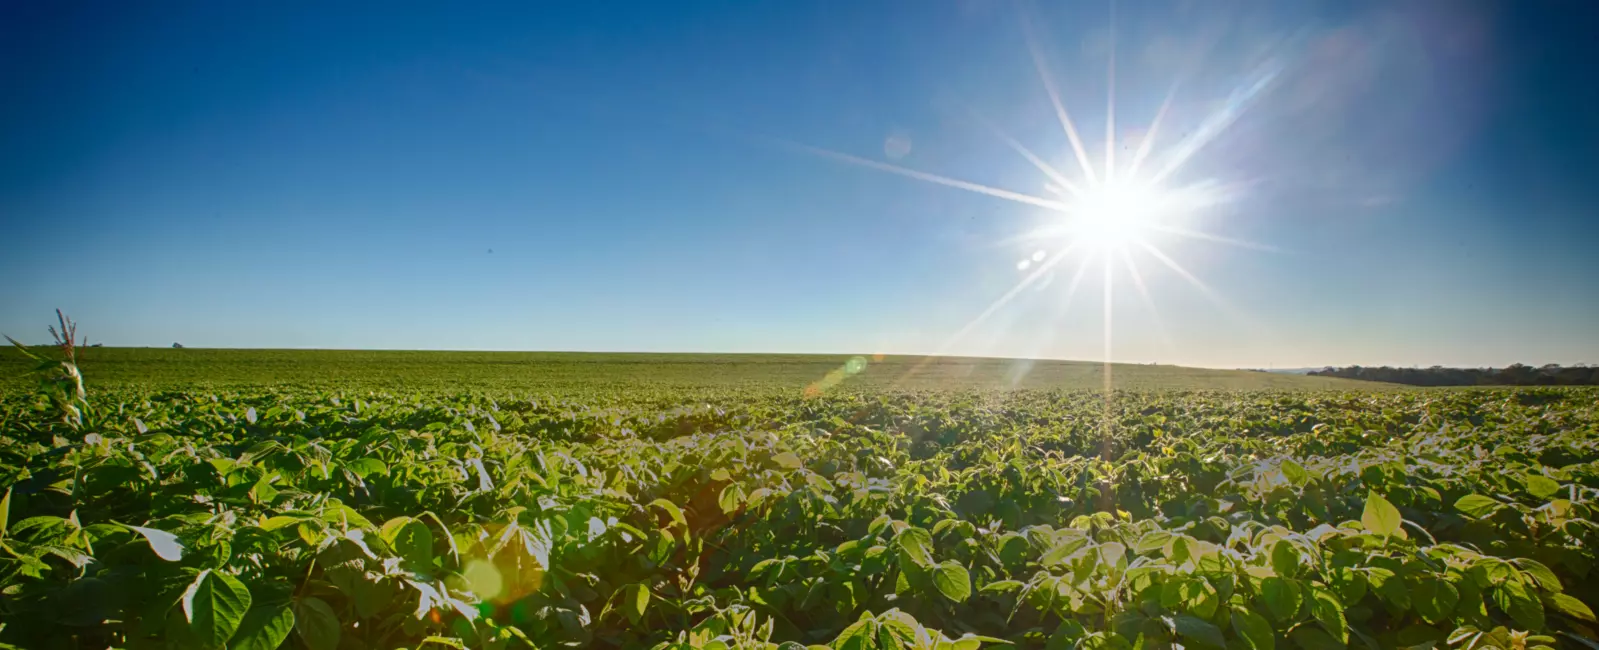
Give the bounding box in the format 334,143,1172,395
2,1,1595,368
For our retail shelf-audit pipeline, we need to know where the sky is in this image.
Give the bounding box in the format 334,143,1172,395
2,0,1596,369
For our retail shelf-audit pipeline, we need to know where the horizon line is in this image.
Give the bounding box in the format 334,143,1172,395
8,344,1592,372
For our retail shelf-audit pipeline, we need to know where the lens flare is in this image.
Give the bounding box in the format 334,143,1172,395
783,3,1284,423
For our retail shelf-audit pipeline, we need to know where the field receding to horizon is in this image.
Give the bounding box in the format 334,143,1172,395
9,342,1599,650
0,347,1394,394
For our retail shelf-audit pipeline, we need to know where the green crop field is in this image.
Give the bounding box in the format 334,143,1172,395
3,346,1596,650
0,348,1391,394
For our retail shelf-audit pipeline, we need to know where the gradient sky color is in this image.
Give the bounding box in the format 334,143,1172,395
2,1,1596,368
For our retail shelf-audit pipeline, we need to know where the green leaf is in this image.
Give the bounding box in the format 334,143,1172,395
1231,608,1275,650
1524,474,1561,499
1041,536,1090,567
895,527,935,568
182,570,253,649
1411,577,1460,625
1514,558,1562,592
1261,577,1303,622
621,583,650,625
259,516,303,531
0,488,10,538
1281,460,1309,486
350,577,396,619
1170,614,1225,648
876,610,921,649
932,561,971,603
294,596,340,650
650,499,687,528
1271,540,1299,578
230,604,295,650
127,525,185,561
1098,542,1126,567
981,580,1023,593
1160,577,1219,619
346,457,388,477
1289,626,1344,650
832,618,876,650
1455,494,1501,518
1375,571,1411,611
718,483,745,515
772,452,803,469
383,518,433,571
1545,593,1596,622
1493,581,1545,631
1308,587,1347,643
1362,492,1402,537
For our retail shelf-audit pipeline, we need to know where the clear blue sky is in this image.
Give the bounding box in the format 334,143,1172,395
2,1,1595,368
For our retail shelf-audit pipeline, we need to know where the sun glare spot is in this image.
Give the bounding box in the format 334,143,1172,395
1073,182,1160,249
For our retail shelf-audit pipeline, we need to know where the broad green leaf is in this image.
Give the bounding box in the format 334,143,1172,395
294,596,340,650
1362,492,1403,537
259,516,302,531
718,483,745,515
876,610,921,649
127,524,185,561
1308,587,1347,643
1231,608,1275,650
231,604,295,650
1455,494,1501,518
1098,542,1126,567
1170,614,1224,648
621,583,650,625
182,570,252,649
832,618,876,650
1411,577,1459,625
1289,626,1344,650
1160,577,1219,619
1270,540,1299,578
1514,558,1562,592
1281,460,1309,486
772,452,803,469
1134,530,1173,555
932,561,971,603
1047,620,1088,650
1041,536,1090,567
384,518,433,571
1524,474,1560,499
1493,581,1545,631
1376,571,1411,611
346,457,388,477
351,577,396,619
650,499,687,528
1544,592,1596,622
1261,577,1303,622
895,527,935,568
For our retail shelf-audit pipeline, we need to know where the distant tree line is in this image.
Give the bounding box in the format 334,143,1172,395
1309,363,1599,386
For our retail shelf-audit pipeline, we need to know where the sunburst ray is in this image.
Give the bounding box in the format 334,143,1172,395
777,139,1070,212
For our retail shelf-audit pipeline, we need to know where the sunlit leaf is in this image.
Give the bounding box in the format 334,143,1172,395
1361,492,1402,538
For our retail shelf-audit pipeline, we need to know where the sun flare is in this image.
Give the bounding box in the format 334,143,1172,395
783,3,1282,403
1069,181,1160,250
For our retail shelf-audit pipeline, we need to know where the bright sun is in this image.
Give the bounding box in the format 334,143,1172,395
1071,181,1161,249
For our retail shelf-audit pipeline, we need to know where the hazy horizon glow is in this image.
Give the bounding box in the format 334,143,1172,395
3,1,1597,369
